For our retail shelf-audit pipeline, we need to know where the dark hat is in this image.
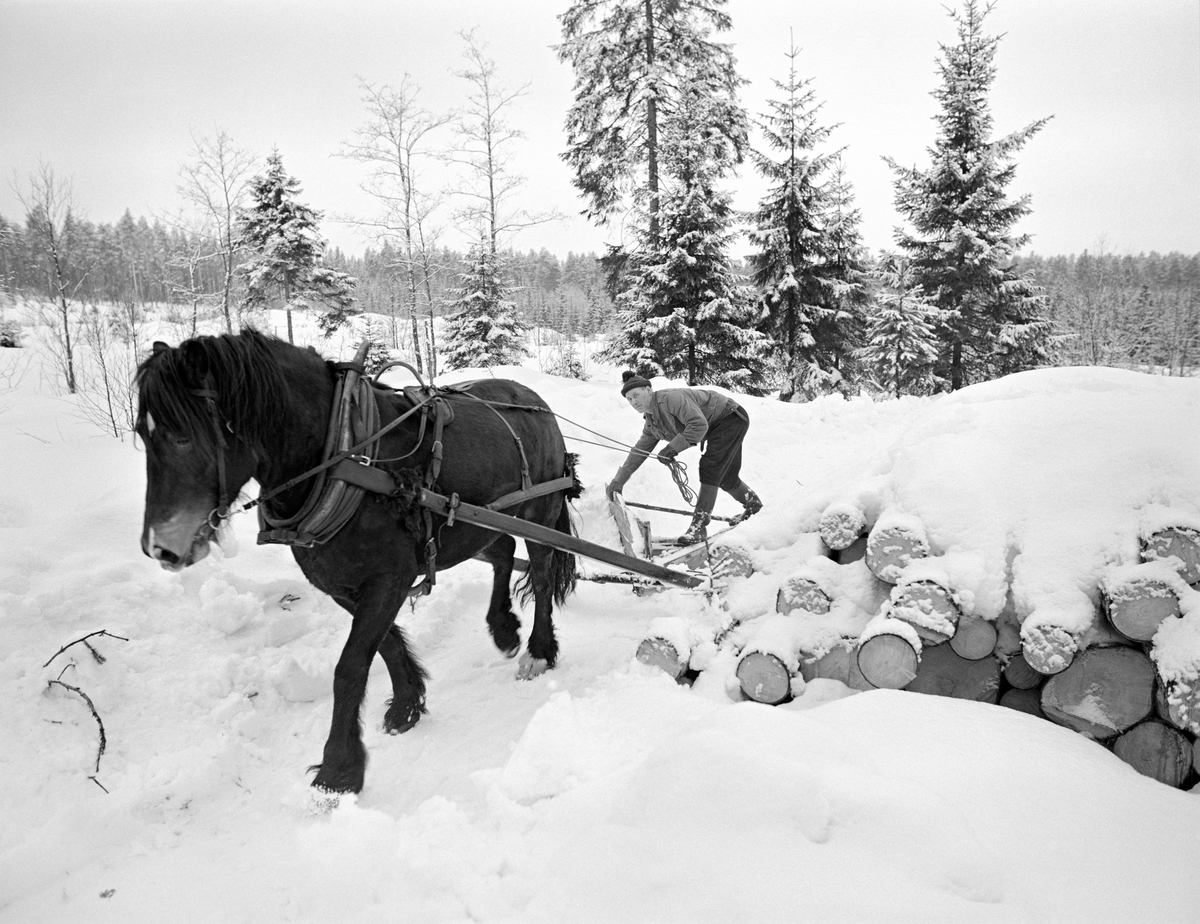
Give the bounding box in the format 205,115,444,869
620,371,653,396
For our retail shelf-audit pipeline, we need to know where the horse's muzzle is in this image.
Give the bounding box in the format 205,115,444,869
142,517,212,571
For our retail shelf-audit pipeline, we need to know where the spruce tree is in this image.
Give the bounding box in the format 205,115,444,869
237,150,358,342
557,0,747,243
747,47,869,399
440,244,529,370
860,253,943,398
886,0,1052,389
600,86,767,392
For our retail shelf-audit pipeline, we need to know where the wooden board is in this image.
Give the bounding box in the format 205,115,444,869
609,496,639,558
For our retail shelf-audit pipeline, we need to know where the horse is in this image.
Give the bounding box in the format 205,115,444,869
135,329,580,794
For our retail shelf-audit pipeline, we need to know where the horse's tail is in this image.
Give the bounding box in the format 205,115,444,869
517,452,580,606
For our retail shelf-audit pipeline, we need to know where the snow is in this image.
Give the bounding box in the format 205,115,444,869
2,315,1200,922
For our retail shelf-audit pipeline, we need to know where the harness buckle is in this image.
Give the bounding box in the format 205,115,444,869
349,453,372,466
446,492,461,527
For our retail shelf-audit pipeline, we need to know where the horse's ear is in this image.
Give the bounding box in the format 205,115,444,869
181,340,210,384
152,341,170,354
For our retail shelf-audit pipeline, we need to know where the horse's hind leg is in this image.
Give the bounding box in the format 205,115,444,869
378,622,429,734
517,541,559,680
477,533,521,657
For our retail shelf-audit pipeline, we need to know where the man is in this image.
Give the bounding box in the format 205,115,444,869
605,371,763,545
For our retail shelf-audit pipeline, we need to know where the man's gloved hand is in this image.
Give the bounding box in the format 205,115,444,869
657,445,678,466
605,481,624,500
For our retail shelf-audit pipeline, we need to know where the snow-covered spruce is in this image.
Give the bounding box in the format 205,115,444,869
864,512,930,584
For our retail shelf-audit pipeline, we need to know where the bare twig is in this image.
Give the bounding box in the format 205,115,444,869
47,675,107,774
43,629,129,669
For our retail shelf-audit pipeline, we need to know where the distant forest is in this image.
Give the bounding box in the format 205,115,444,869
1,208,1197,379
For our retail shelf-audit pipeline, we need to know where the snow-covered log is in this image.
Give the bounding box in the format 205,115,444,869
736,652,791,705
775,576,832,616
888,579,958,646
1111,720,1194,788
1101,566,1182,643
1021,623,1079,676
1000,687,1045,718
1156,680,1200,735
856,619,920,690
1041,646,1156,740
819,502,868,551
907,643,1000,703
1002,652,1044,690
837,535,869,565
949,616,999,660
635,637,687,679
1140,526,1200,584
865,514,930,584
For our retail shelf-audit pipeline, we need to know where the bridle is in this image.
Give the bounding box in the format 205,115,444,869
189,377,235,533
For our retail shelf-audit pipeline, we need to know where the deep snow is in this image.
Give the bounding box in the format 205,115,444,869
2,316,1199,923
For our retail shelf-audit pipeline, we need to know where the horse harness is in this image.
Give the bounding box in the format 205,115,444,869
192,350,574,598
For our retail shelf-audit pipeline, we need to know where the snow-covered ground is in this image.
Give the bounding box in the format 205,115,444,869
2,316,1199,923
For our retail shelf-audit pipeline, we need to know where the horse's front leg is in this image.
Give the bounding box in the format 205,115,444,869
312,578,407,794
517,542,560,680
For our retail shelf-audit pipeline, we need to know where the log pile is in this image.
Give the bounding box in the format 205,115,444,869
635,511,1200,789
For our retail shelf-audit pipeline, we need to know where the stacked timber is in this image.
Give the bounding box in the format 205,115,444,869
818,501,868,552
1040,646,1155,740
999,687,1044,718
950,617,999,661
1020,623,1079,676
855,619,921,690
907,642,1000,703
865,514,930,584
1111,720,1194,787
1140,525,1200,584
888,577,960,647
1101,563,1183,643
776,575,833,616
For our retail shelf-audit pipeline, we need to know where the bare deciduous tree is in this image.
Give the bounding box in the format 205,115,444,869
341,77,452,375
177,129,255,333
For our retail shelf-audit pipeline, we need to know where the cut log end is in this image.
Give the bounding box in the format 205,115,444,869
1002,652,1044,690
1112,720,1194,788
1140,526,1200,584
865,525,930,584
776,577,832,616
890,580,959,646
737,651,792,705
907,643,1000,703
949,616,999,661
856,633,920,690
635,637,686,679
1103,579,1181,642
819,506,867,551
1041,646,1156,740
1000,687,1045,718
1021,625,1078,676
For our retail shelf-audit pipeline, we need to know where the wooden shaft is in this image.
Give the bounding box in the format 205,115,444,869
420,488,702,589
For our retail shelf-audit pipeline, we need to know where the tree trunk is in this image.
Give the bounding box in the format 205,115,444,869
950,616,999,661
1111,720,1193,788
889,579,958,646
1140,526,1200,583
856,633,919,689
643,0,659,244
865,521,929,584
776,576,831,616
1103,577,1180,642
907,643,1000,702
1041,646,1156,740
737,651,791,704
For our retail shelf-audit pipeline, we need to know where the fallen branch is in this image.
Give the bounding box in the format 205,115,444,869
47,668,107,775
43,629,128,669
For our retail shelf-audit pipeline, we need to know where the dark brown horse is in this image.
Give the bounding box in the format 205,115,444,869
135,329,579,794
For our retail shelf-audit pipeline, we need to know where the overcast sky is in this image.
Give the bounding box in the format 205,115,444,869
1,0,1197,260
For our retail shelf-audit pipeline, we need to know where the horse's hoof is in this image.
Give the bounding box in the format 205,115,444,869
516,652,550,680
307,785,344,814
384,697,426,735
501,644,520,660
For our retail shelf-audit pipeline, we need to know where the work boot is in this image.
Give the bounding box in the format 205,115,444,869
677,484,718,545
729,481,763,523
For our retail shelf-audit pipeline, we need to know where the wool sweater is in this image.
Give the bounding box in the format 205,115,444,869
611,387,737,486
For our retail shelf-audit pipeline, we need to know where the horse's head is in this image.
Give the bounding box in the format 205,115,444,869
135,333,280,570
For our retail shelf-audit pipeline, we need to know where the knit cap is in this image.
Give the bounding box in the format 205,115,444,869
620,371,653,396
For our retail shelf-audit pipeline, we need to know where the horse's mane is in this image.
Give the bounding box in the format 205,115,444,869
135,328,290,459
